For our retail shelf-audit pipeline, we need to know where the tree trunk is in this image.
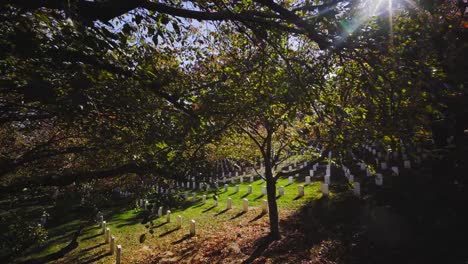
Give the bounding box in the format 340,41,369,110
264,129,280,240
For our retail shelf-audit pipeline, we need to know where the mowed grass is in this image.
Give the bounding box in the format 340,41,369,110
19,174,327,264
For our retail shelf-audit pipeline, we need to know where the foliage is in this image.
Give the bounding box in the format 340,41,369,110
0,211,48,258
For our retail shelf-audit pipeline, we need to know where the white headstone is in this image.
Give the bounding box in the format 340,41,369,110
110,236,115,254
105,227,110,243
250,176,254,182
167,210,171,223
235,185,239,193
224,184,228,192
261,186,267,195
102,221,106,234
226,198,232,209
322,183,329,196
298,185,304,197
240,176,243,183
279,186,285,196
247,185,252,194
391,166,399,176
190,219,196,236
288,176,293,184
116,245,122,264
353,182,361,197
202,194,206,204
360,163,366,171
305,176,311,185
309,170,314,177
262,200,268,213
158,206,163,217
242,199,249,212
177,215,182,229
375,174,383,186
192,193,197,202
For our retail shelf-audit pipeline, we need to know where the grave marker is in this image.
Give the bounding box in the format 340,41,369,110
375,174,383,186
190,220,196,236
247,185,252,194
224,184,228,192
167,210,171,223
116,245,122,264
305,176,311,185
322,183,329,196
202,194,206,204
177,215,182,229
391,166,399,176
279,186,285,196
261,186,267,195
262,200,268,213
298,185,304,197
243,199,249,212
226,198,232,209
105,227,110,243
353,182,361,197
288,176,293,184
110,236,115,254
235,185,239,193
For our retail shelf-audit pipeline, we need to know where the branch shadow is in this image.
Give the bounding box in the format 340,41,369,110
241,235,274,264
228,192,238,196
241,193,251,198
249,212,266,223
23,225,83,264
159,227,180,237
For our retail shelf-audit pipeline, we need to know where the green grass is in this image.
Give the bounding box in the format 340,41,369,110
16,175,326,263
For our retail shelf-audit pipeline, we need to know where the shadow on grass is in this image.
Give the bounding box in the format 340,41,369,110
257,181,264,185
228,192,238,196
80,242,105,253
202,205,217,213
215,208,229,216
249,212,266,223
81,252,110,264
23,224,84,264
155,221,168,228
230,211,246,220
285,183,293,187
241,193,251,198
159,227,180,237
172,234,192,245
80,232,102,241
254,194,265,201
276,195,282,199
293,195,304,201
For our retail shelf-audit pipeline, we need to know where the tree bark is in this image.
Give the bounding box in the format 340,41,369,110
264,129,280,240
